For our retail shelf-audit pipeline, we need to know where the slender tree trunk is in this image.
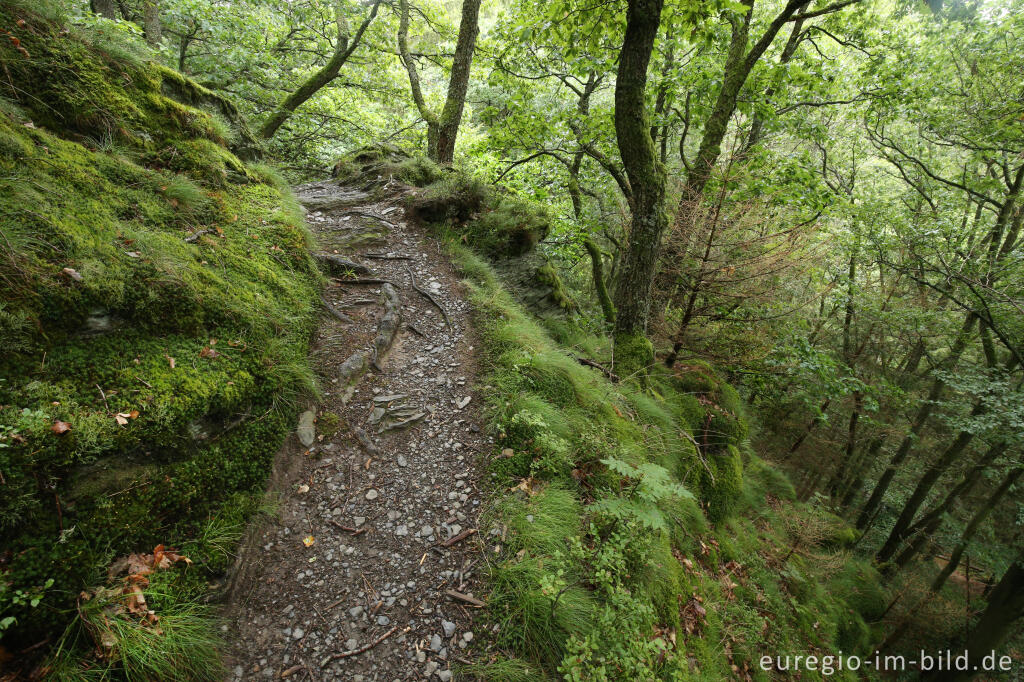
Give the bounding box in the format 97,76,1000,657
433,0,482,163
585,239,616,326
836,435,881,506
92,0,118,19
142,0,161,45
856,313,975,529
261,0,380,140
399,0,481,163
927,549,1024,682
742,10,806,153
876,401,987,563
930,467,1022,594
611,0,667,374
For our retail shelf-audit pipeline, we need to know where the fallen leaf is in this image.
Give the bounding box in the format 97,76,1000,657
199,347,220,359
128,410,140,419
115,413,129,426
296,484,309,494
302,535,315,547
51,420,71,434
61,267,83,281
166,355,176,369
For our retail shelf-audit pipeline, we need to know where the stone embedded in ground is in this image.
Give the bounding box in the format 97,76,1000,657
297,410,316,446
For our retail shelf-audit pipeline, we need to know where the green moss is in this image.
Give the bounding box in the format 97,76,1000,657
0,6,318,655
536,261,576,312
612,331,654,381
701,445,744,522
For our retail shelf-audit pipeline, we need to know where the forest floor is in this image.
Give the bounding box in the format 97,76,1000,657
221,180,489,681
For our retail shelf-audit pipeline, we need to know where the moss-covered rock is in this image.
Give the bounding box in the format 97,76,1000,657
0,5,318,647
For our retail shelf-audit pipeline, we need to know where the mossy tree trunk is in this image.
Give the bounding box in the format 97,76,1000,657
584,238,615,326
399,0,482,164
260,0,381,140
611,0,666,376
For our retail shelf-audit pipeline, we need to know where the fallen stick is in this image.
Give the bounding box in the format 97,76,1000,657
576,357,619,383
333,277,396,286
406,323,426,337
445,589,485,607
405,264,451,328
441,528,477,547
280,664,305,678
346,210,398,229
329,519,367,536
321,625,407,666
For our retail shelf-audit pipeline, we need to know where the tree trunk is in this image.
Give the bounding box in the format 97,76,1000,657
611,0,667,375
876,400,987,563
855,313,975,530
92,0,118,19
399,0,481,163
742,10,806,153
927,548,1024,682
142,0,161,45
930,466,1022,594
433,0,482,163
585,239,616,326
261,0,381,140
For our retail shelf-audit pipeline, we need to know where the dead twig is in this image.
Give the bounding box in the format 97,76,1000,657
406,323,426,337
576,357,619,383
440,528,477,548
445,589,484,607
364,253,413,260
333,277,396,286
321,625,407,665
406,264,451,328
329,519,367,536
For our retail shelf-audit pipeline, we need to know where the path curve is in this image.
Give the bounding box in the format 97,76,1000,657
223,180,488,681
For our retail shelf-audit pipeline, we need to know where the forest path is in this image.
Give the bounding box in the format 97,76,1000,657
222,180,489,681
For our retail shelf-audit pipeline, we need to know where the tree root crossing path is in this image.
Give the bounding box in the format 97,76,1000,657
223,180,489,682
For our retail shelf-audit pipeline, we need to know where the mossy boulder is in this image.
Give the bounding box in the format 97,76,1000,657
700,444,745,522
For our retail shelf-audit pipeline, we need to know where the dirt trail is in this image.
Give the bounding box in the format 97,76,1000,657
223,180,489,681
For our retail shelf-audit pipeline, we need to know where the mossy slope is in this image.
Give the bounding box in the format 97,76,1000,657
0,3,319,656
444,247,883,679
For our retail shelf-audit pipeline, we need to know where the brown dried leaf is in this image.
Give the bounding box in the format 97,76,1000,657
51,420,71,435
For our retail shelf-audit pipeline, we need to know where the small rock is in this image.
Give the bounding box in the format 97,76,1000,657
438,671,452,682
365,489,379,500
297,410,316,446
463,632,473,642
292,627,304,640
397,454,408,467
377,615,390,626
442,620,456,638
349,605,364,618
430,634,442,651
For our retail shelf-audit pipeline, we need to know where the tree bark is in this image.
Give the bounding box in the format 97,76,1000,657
585,238,616,326
142,0,161,46
91,0,118,19
433,0,482,164
399,0,482,163
261,0,381,140
611,0,667,357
